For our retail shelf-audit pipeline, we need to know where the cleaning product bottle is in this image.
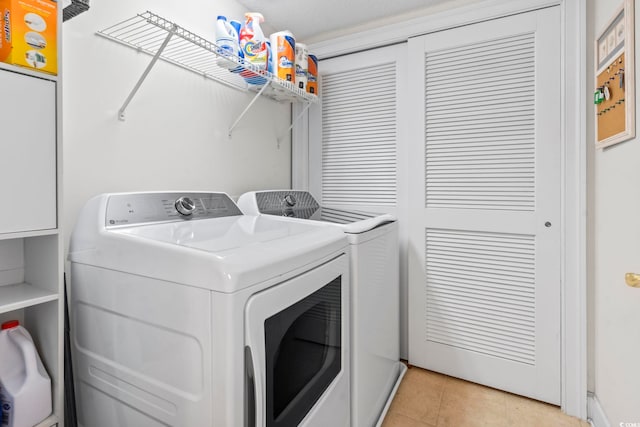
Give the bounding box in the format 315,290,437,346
228,19,244,73
229,20,242,40
239,13,268,71
0,320,52,427
240,42,269,89
215,15,240,69
265,41,274,75
239,13,268,87
295,42,309,91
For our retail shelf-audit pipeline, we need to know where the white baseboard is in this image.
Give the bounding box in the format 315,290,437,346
588,392,611,427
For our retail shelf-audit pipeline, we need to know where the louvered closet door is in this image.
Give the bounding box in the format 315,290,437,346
407,7,561,404
309,44,405,215
308,44,409,359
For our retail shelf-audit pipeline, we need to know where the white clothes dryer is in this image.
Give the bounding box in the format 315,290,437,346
237,190,406,427
67,191,351,427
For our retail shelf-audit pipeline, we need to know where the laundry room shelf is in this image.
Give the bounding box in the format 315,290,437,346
0,228,59,242
0,283,59,314
96,11,318,137
0,62,58,82
34,414,59,427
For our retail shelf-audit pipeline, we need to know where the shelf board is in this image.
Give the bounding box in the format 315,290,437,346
35,414,59,427
0,228,59,241
0,62,58,82
0,283,59,314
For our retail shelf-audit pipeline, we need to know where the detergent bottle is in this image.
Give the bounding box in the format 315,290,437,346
265,40,274,75
228,20,244,73
0,320,52,427
215,15,240,69
229,20,242,39
239,12,268,71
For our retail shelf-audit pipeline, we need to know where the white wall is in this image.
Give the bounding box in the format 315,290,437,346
62,0,292,249
588,0,640,424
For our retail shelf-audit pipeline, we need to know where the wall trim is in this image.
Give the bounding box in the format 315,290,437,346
298,0,587,418
588,392,611,427
560,0,588,420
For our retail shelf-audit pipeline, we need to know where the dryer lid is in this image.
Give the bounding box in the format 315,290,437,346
111,214,336,254
69,192,348,293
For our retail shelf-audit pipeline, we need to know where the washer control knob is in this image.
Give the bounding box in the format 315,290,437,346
283,194,297,207
175,196,196,216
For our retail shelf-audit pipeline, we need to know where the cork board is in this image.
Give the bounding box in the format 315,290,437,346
595,0,635,149
596,52,626,141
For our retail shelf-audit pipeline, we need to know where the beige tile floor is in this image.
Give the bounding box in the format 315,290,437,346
382,366,590,427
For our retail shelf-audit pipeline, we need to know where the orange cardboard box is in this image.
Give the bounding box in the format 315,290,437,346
0,0,57,75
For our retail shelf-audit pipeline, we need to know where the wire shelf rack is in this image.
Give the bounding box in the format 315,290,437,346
96,11,317,137
63,0,90,22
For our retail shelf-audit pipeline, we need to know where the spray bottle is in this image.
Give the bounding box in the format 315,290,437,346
239,12,268,71
238,12,268,87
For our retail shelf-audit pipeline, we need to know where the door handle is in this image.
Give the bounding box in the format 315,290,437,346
625,272,640,288
245,346,256,427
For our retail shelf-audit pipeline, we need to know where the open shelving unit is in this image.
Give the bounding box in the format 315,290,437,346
0,232,63,427
0,4,63,427
0,282,59,314
96,11,318,140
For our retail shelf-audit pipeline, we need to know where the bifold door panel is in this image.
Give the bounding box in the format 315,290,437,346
408,6,561,404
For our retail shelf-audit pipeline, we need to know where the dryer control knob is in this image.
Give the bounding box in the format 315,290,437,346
175,196,196,216
283,194,297,207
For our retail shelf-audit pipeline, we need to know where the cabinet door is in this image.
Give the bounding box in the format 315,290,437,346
0,70,56,233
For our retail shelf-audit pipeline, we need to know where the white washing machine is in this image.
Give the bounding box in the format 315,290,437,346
67,191,351,427
237,190,406,427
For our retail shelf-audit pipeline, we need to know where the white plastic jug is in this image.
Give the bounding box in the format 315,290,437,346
215,15,240,69
0,320,52,427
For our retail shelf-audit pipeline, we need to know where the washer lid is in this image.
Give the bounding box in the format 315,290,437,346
261,205,378,223
237,190,396,233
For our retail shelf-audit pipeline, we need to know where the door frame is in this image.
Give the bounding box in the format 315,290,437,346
294,0,586,418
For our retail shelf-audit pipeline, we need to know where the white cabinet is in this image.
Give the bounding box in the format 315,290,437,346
0,70,56,234
0,66,63,427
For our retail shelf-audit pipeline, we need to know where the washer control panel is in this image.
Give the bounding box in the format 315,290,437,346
256,190,319,212
105,192,242,227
